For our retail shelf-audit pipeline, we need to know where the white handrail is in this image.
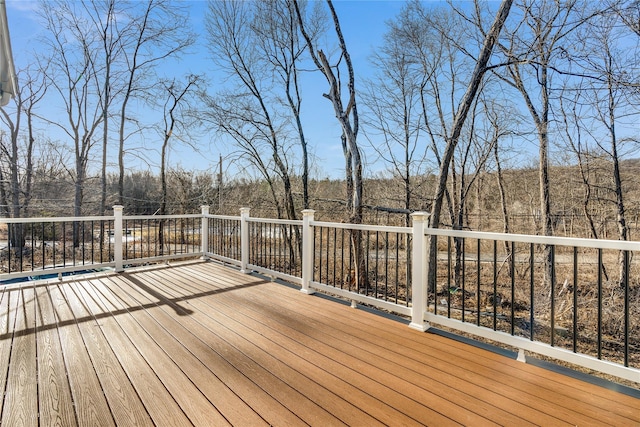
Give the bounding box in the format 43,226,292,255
247,216,302,226
311,220,412,234
0,215,113,224
424,227,640,251
123,213,201,221
206,214,241,221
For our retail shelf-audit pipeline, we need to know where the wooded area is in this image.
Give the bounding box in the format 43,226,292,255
1,0,639,244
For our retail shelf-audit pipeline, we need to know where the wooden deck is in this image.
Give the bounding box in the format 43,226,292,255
0,260,638,426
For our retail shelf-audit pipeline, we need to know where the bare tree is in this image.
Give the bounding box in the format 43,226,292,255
480,95,518,273
115,0,195,205
294,0,362,223
157,75,200,252
558,85,611,279
206,0,299,221
497,0,610,282
420,0,513,292
0,64,47,231
295,0,368,289
40,0,105,241
428,0,512,228
158,75,200,216
448,92,507,284
253,0,315,210
568,7,638,285
363,17,426,227
81,0,124,216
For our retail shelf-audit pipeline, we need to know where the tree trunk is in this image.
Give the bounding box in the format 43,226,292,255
608,86,628,287
494,141,512,274
74,155,85,248
427,0,513,292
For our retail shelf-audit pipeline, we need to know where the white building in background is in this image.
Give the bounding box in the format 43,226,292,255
0,0,16,106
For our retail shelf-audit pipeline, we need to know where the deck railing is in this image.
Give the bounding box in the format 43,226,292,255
247,215,303,284
0,215,115,280
1,206,638,384
205,211,242,265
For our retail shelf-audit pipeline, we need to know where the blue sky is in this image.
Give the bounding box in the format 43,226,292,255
5,0,409,180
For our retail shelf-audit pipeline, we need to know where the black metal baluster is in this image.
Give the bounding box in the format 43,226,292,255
623,250,629,367
17,224,23,272
174,218,177,256
365,231,370,296
311,226,316,282
511,241,516,335
530,243,535,341
259,222,264,267
384,232,389,300
7,224,12,273
270,222,275,269
332,227,337,287
433,235,438,315
318,226,324,284
395,232,399,304
221,220,226,256
462,237,466,323
349,230,354,292
284,224,289,275
340,228,345,289
132,219,136,260
597,248,602,359
572,246,578,353
477,239,481,326
375,231,379,298
82,221,86,264
217,219,221,258
30,224,35,271
447,236,452,318
550,245,556,347
99,221,103,264
406,234,412,307
328,226,333,284
55,222,59,268
271,222,275,269
91,221,95,264
41,222,45,271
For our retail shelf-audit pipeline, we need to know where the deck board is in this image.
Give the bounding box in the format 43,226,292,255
0,287,16,425
67,280,154,427
0,260,638,426
3,287,38,426
66,279,194,427
52,282,117,427
35,284,77,427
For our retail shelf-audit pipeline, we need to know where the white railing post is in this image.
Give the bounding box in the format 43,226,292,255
410,212,429,331
201,205,209,260
113,205,124,272
301,209,316,295
240,207,250,273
